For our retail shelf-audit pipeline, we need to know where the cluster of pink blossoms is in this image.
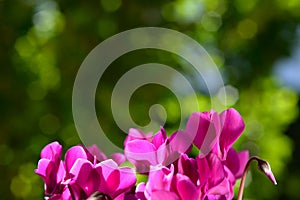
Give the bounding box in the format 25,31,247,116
35,108,267,200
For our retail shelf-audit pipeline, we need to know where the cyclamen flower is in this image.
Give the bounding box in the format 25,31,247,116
35,142,65,195
185,108,249,198
186,108,245,160
35,142,134,200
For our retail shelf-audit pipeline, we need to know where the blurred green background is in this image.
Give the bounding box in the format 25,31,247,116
1,0,300,199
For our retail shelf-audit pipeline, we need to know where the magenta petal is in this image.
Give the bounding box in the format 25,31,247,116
69,158,92,180
65,146,88,173
151,191,179,200
156,141,168,164
186,111,219,155
146,165,174,195
41,141,62,160
177,154,198,185
197,154,212,187
176,174,200,200
87,144,107,162
57,160,66,183
125,140,158,166
197,153,225,188
219,108,245,159
45,161,60,194
234,150,249,179
169,130,192,154
135,182,147,200
206,178,232,197
106,169,120,193
98,159,118,179
136,182,146,193
110,153,126,165
35,158,50,178
70,158,99,196
111,167,137,199
208,153,225,186
152,127,167,149
223,148,239,177
118,167,136,191
186,112,209,149
124,128,152,146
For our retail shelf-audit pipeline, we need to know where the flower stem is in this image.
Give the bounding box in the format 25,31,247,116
237,156,277,200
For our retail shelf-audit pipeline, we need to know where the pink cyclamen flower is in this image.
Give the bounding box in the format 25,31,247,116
186,108,245,160
124,127,191,173
35,141,65,195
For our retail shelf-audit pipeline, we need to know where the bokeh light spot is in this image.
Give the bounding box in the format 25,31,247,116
101,0,122,12
234,0,257,13
237,19,258,39
10,175,32,198
217,85,239,106
201,11,222,32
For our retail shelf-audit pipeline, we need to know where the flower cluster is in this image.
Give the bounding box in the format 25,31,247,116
35,108,275,200
35,142,135,199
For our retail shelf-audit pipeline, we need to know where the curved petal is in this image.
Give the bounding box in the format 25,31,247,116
65,146,88,173
146,165,174,195
206,178,232,197
110,153,126,165
118,167,137,191
224,148,249,179
124,128,152,146
186,111,219,155
87,144,107,162
35,158,50,178
219,108,245,159
176,174,200,200
177,154,198,185
169,130,192,154
152,127,167,149
41,141,62,160
69,158,99,196
106,169,120,194
124,140,158,166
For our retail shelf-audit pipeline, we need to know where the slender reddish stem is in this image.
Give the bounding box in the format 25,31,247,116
237,156,260,200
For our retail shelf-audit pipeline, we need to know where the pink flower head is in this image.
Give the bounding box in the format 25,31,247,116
124,127,191,173
34,142,65,195
186,108,245,160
